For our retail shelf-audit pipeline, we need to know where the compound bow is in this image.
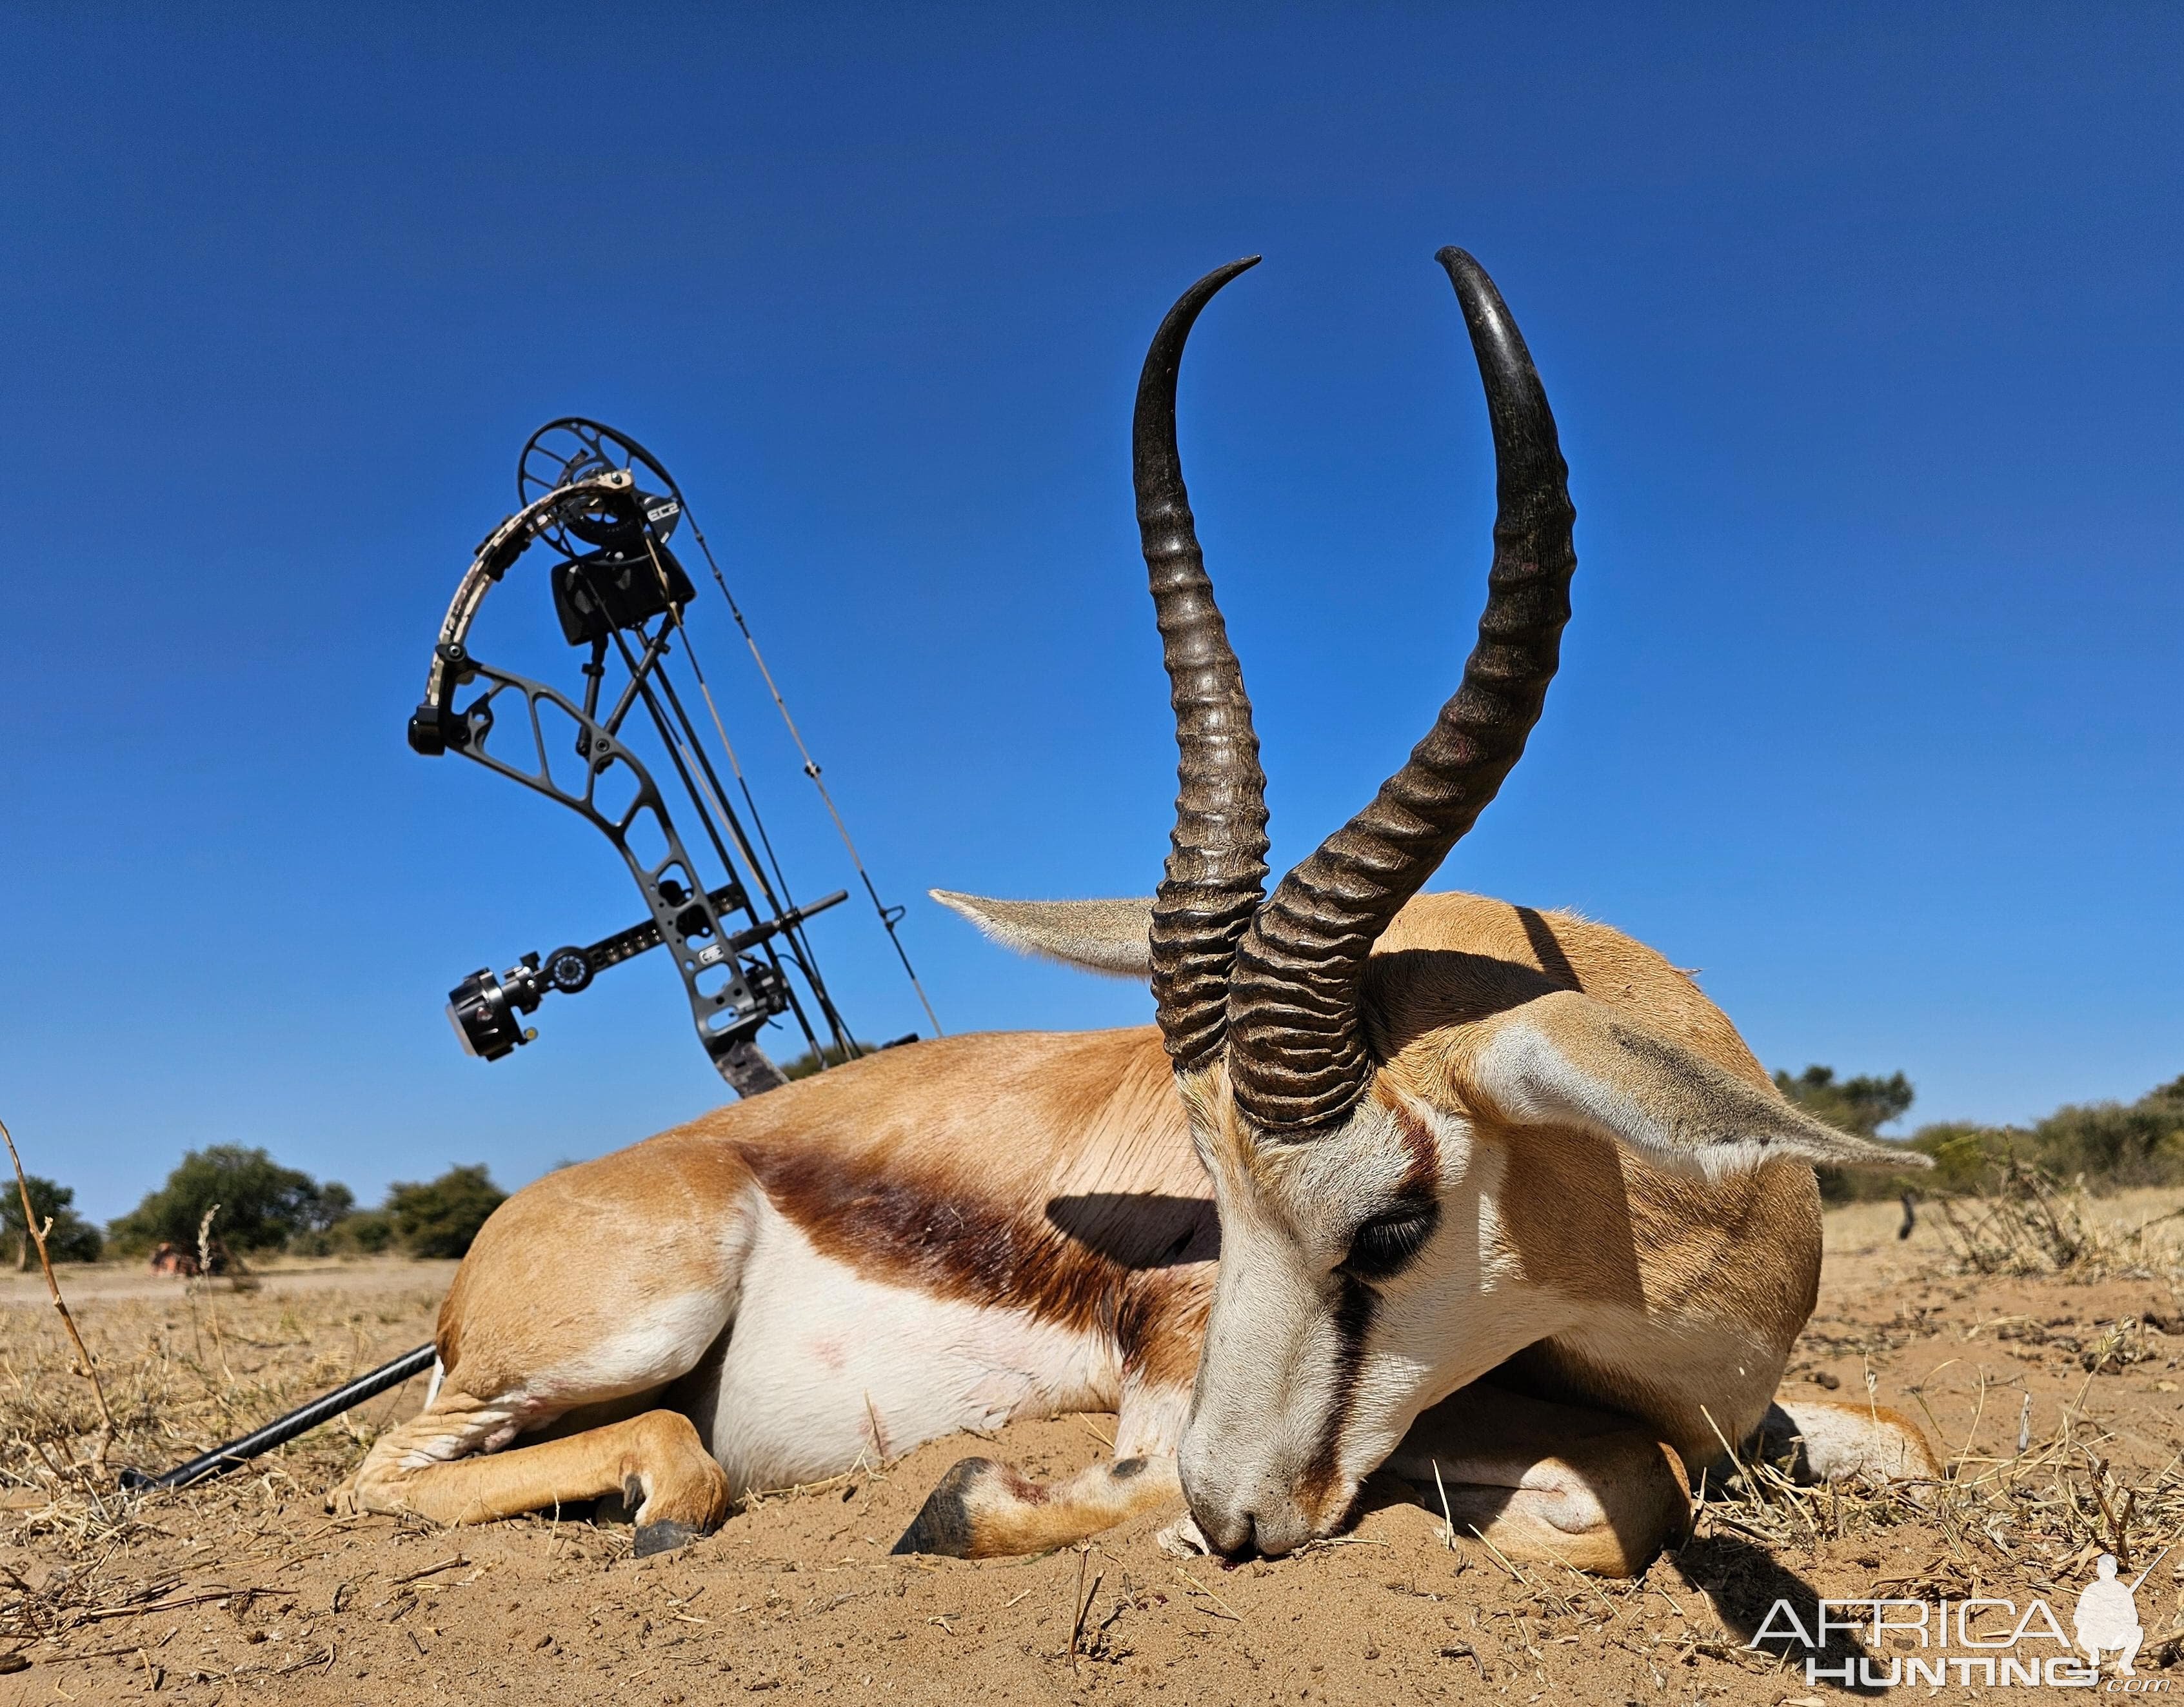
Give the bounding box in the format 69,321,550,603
407,418,937,1096
123,418,935,1499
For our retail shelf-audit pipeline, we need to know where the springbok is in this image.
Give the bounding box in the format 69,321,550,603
341,248,1937,1573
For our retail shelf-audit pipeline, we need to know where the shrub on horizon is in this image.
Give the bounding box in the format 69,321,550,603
386,1165,506,1260
289,1208,399,1257
1779,1064,2184,1204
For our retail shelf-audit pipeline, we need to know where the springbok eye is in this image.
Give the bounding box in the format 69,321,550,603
1341,1206,1438,1283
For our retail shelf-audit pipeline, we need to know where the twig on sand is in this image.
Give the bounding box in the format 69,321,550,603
1465,1524,1528,1586
1175,1566,1245,1622
2,1113,116,1475
389,1554,468,1586
74,1586,279,1624
1067,1546,1089,1671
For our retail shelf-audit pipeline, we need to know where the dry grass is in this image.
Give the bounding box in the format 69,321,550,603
1702,1366,2182,1579
4,1183,2183,1700
1929,1157,2184,1283
0,1266,442,1557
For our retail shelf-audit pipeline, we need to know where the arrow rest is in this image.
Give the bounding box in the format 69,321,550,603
410,417,938,1095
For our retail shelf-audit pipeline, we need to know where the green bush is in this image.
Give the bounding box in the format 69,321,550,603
108,1148,506,1263
107,1146,352,1255
288,1210,397,1257
779,1040,873,1081
3,1174,103,1266
386,1166,506,1259
2023,1092,2184,1187
1778,1064,2184,1203
1894,1089,2184,1197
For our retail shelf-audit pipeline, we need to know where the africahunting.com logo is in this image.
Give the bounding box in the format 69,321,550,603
1751,1553,2170,1689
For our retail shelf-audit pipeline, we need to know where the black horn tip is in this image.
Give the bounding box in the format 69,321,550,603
1144,257,1263,368
1135,256,1266,488
1433,245,1541,394
1434,246,1501,303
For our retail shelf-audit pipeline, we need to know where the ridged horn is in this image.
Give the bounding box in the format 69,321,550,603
1137,257,1269,1072
1227,246,1576,1132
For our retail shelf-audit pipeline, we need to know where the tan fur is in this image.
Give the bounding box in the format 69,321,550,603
1370,895,1887,1455
1384,1384,1695,1577
430,1132,757,1402
346,1027,1215,1537
348,1399,729,1533
899,1455,1187,1559
344,890,1932,1575
1195,891,1836,1473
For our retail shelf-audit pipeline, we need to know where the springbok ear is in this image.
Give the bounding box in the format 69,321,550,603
1467,992,1931,1183
930,891,1154,980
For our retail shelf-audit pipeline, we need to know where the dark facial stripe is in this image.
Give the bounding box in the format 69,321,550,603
1294,1101,1444,1512
1294,1275,1376,1513
1389,1104,1440,1193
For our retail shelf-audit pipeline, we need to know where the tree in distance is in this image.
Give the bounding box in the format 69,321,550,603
108,1145,352,1255
1774,1064,1916,1137
1776,1066,1920,1203
386,1165,507,1260
3,1174,103,1266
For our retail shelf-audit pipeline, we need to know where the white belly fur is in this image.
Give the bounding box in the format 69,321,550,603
704,1196,1120,1494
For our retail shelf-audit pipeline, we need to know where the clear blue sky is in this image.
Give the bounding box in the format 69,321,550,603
4,6,2178,1221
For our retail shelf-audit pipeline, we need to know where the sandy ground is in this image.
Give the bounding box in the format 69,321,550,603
4,1195,2182,1704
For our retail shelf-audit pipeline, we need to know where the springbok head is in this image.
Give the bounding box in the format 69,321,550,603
942,249,1916,1556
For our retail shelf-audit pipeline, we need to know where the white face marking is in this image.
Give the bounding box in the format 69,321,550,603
1180,1092,1564,1556
700,1199,1125,1494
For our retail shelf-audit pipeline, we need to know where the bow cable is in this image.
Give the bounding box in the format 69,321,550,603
671,508,945,1038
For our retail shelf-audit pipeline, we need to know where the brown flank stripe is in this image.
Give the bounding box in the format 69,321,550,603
739,1143,1217,1390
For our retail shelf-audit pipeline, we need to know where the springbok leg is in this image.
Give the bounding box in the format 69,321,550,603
1379,1384,1693,1577
334,1137,755,1552
1744,1396,1944,1487
893,1453,1183,1559
346,1393,731,1553
891,1379,1193,1559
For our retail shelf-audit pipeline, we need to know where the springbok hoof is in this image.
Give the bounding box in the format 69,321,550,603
633,1520,702,1558
890,1457,989,1557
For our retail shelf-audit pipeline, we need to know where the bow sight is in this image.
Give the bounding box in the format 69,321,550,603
410,418,937,1097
